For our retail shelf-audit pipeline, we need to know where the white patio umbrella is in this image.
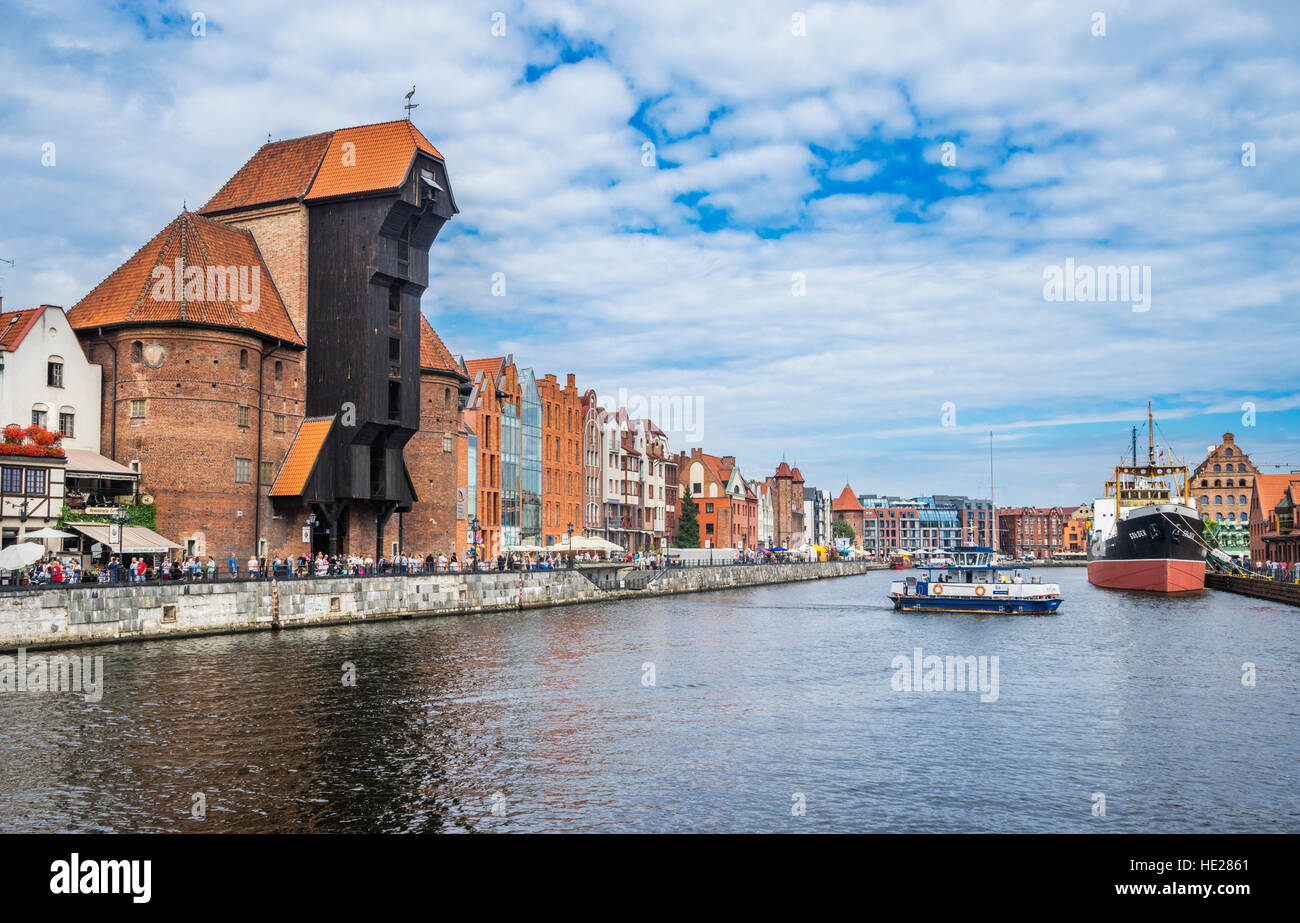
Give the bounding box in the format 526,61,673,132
502,543,545,554
0,541,45,571
24,527,76,540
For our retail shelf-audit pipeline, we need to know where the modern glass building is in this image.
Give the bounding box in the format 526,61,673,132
520,369,542,545
501,399,521,548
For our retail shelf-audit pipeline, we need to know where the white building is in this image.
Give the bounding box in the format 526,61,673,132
1,305,140,551
1,305,101,452
756,481,774,546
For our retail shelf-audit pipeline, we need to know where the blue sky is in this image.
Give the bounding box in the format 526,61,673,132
2,0,1299,504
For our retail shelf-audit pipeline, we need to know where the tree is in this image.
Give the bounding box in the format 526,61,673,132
676,487,700,548
832,519,855,544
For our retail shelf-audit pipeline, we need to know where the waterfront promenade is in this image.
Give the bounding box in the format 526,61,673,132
0,560,878,652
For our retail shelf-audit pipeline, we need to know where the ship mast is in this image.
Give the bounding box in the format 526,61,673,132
1148,401,1155,466
989,430,995,552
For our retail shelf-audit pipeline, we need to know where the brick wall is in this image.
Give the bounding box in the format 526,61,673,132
212,203,309,340
79,325,307,561
403,367,463,557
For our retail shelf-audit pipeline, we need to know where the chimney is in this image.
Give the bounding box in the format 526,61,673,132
567,373,575,388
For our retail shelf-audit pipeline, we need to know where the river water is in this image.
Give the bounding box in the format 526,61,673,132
1,569,1296,833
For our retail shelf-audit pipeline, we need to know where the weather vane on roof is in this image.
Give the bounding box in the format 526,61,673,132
404,85,418,120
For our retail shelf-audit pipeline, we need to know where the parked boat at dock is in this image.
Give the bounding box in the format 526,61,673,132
1087,404,1206,594
888,546,1063,614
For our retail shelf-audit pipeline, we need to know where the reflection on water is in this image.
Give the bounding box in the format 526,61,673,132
1,570,1296,832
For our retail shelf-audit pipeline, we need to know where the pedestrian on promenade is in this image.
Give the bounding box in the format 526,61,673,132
248,556,259,579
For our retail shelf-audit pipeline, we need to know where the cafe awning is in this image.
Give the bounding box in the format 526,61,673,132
63,448,139,478
69,523,180,554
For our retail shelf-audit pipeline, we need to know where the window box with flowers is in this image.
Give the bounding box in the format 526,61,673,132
1,424,66,458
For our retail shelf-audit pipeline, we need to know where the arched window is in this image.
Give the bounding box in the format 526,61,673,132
444,387,450,408
1240,495,1248,505
1225,463,1233,472
1215,513,1223,521
1227,495,1234,504
1201,496,1208,506
239,349,248,370
274,360,282,381
1225,448,1233,456
1213,464,1220,472
1215,495,1222,504
131,341,143,362
1227,513,1235,521
1214,479,1221,487
1239,479,1247,487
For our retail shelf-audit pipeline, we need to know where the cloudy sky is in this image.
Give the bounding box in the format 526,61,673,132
3,0,1298,504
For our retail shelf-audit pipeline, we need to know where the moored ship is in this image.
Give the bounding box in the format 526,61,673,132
1087,405,1206,593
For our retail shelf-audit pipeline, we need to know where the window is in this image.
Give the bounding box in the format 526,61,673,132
1225,448,1233,456
274,361,283,381
705,503,714,513
235,458,252,483
1213,464,1220,472
1227,495,1234,504
131,341,143,362
25,468,47,494
443,435,453,453
31,409,47,427
444,387,451,408
47,360,63,387
238,406,251,427
1215,496,1222,504
130,399,146,418
260,461,275,484
1,467,20,494
1240,495,1248,505
273,413,286,433
239,349,248,370
1225,464,1233,472
59,412,74,437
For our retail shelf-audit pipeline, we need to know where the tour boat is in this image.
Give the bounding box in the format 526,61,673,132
1086,405,1206,594
888,546,1063,614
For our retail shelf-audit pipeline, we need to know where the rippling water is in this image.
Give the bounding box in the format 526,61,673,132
1,569,1296,832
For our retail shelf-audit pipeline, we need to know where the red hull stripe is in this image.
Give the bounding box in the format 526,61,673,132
1088,558,1205,593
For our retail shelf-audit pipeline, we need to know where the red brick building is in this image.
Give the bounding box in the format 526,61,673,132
537,372,582,546
1249,473,1300,566
68,120,464,562
401,316,468,556
998,507,1070,559
767,462,806,549
832,485,864,546
68,211,307,560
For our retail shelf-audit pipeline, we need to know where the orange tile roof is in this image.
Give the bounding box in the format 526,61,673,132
465,357,506,383
67,211,303,345
775,461,792,478
0,306,45,351
200,120,445,215
200,131,333,214
832,485,864,512
790,466,804,483
269,417,334,497
419,313,464,376
1253,473,1296,515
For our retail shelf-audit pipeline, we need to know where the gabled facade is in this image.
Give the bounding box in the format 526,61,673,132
1,305,101,453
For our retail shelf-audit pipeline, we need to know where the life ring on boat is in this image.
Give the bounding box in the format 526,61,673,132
932,584,944,594
975,585,986,596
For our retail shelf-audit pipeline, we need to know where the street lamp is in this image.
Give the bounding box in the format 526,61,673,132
567,521,574,569
111,507,128,582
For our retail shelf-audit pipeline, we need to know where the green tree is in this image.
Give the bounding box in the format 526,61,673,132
832,519,855,544
676,487,700,548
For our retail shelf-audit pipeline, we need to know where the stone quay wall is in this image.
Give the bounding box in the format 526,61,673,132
0,561,878,652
